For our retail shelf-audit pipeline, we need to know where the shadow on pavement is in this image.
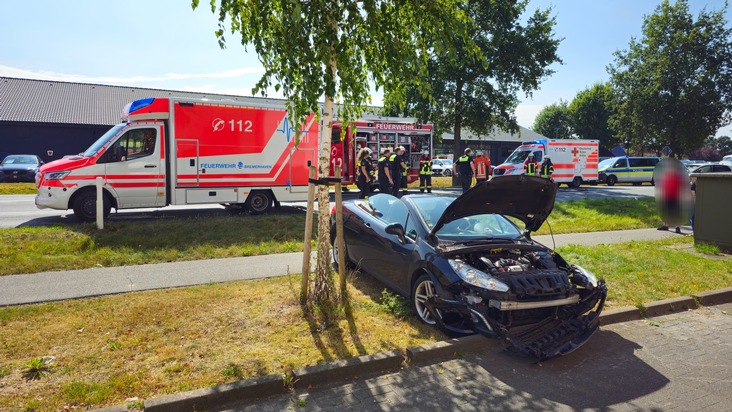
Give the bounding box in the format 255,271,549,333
471,329,669,409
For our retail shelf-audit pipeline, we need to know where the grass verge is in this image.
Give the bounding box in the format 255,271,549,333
1,197,660,275
0,237,729,410
0,183,37,195
0,273,439,411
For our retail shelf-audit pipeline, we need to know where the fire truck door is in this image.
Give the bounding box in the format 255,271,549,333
104,126,165,208
176,139,199,187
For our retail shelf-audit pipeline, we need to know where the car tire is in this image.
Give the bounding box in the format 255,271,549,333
443,169,452,177
330,225,355,270
245,191,272,215
412,274,438,325
72,191,111,222
606,175,617,186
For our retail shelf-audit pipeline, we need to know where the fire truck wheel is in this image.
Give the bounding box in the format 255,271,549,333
72,191,112,222
245,191,273,215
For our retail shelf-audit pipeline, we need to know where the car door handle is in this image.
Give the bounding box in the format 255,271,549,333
144,165,157,168
364,222,371,228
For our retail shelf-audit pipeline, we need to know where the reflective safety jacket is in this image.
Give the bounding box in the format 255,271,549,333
419,156,432,175
524,159,538,176
474,156,491,179
540,161,554,178
455,155,473,176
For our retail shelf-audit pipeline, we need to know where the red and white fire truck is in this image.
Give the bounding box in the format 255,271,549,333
35,97,319,221
329,116,433,188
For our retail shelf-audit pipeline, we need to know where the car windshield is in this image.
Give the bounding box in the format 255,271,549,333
598,158,615,169
410,196,522,240
82,124,126,157
1,155,38,165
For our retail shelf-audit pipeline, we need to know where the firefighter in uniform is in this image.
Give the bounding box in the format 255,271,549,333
389,146,408,198
474,150,491,184
377,148,392,193
356,147,373,199
540,155,554,180
418,150,432,193
453,148,475,194
524,152,539,176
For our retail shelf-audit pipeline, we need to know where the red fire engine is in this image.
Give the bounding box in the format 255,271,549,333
329,117,433,189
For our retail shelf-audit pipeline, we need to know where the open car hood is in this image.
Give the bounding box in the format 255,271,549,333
431,175,557,234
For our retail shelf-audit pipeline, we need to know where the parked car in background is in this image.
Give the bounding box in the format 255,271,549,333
689,162,732,186
0,154,43,183
330,175,607,360
598,156,660,186
431,158,453,176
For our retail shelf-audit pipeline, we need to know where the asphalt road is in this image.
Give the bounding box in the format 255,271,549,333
0,185,655,228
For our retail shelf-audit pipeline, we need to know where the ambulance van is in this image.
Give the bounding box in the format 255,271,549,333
493,139,599,187
35,97,319,221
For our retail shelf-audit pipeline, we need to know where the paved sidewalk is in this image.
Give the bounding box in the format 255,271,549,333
218,303,732,412
0,228,683,306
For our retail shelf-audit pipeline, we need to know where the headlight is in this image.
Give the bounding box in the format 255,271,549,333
45,171,71,180
448,259,509,292
571,264,598,288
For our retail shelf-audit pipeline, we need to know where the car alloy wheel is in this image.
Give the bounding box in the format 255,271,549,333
412,275,437,325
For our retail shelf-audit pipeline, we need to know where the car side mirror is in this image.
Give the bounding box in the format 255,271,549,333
385,223,406,244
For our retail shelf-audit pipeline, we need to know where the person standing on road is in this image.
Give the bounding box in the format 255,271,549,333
377,148,392,194
419,150,432,193
540,155,554,180
524,153,539,176
389,146,408,198
453,148,475,194
474,150,491,184
356,147,373,199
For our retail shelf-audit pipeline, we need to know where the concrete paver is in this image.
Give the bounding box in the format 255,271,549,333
216,303,732,411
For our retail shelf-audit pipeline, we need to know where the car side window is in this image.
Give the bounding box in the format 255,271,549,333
405,215,418,241
101,128,157,163
613,159,626,168
533,151,543,162
368,194,408,226
629,158,641,167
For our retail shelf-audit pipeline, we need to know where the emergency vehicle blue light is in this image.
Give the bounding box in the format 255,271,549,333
128,98,155,113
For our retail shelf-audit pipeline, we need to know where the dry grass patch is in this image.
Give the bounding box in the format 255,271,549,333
0,273,441,411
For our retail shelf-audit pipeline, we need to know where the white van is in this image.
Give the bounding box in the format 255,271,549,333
598,156,661,186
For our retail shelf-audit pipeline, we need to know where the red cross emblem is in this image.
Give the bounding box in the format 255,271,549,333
571,147,579,157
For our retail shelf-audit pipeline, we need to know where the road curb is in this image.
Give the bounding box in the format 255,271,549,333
292,349,403,389
99,287,732,412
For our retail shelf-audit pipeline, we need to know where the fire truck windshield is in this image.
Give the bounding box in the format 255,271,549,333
82,124,126,157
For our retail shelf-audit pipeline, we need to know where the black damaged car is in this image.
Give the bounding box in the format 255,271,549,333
330,175,607,360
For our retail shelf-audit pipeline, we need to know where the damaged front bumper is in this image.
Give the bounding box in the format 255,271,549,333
425,279,608,361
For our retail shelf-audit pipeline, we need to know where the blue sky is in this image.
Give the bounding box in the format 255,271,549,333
1,0,730,137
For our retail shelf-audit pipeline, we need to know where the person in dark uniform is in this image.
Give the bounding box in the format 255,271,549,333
453,148,475,194
389,146,407,198
540,155,554,180
377,148,392,193
419,150,432,193
356,147,373,199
